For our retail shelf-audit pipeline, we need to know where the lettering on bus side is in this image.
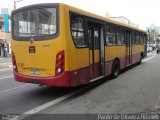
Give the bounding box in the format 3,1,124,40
17,63,24,67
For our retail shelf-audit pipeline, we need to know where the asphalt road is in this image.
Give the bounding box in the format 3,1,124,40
0,71,78,114
0,52,159,120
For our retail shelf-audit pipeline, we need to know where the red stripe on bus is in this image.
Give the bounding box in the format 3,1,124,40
14,53,141,87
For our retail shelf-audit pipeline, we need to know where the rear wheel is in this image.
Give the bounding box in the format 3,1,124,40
111,59,120,79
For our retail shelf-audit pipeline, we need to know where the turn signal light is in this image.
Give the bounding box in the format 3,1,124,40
12,52,18,72
55,50,64,76
57,54,63,60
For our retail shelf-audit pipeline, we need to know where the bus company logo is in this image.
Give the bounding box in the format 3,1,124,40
30,37,34,44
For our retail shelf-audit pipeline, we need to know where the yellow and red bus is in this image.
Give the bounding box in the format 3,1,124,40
11,3,147,87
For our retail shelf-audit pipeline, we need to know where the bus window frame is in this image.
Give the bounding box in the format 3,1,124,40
131,31,136,45
105,23,126,46
140,33,145,45
105,23,116,46
70,12,88,49
12,3,60,41
85,16,105,50
105,23,114,46
116,26,125,46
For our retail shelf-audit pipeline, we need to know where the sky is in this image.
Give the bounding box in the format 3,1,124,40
0,0,159,30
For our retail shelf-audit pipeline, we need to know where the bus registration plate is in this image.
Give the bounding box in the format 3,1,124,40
30,69,40,75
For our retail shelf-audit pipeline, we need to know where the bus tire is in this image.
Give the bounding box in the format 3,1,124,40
111,59,120,79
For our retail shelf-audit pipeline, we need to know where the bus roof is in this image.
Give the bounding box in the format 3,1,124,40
61,3,146,33
12,3,146,33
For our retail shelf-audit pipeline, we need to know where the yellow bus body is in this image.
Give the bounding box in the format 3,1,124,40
11,3,146,87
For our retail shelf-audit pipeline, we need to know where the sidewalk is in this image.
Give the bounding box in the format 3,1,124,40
0,62,12,71
0,56,12,71
0,55,11,59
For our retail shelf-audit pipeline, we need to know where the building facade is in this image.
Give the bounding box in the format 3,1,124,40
0,13,11,57
147,24,160,44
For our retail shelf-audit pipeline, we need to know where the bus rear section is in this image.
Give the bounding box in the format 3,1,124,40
11,4,72,87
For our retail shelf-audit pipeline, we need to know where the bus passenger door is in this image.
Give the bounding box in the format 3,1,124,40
88,23,101,79
126,31,132,65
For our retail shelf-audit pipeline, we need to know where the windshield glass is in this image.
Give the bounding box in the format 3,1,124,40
13,8,57,37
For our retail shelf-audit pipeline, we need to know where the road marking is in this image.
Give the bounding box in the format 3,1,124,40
17,88,86,120
0,62,12,65
0,68,12,72
0,84,30,94
142,55,156,62
0,76,13,81
147,52,153,56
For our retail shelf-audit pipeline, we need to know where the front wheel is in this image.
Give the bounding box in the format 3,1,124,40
111,59,120,79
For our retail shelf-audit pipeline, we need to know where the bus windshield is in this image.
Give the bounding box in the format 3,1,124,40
13,8,57,38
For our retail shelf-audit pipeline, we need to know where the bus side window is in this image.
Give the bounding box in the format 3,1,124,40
106,32,112,45
105,24,116,46
140,33,144,44
110,26,116,45
105,24,112,46
117,27,125,45
135,32,137,44
71,14,87,48
132,31,136,45
94,27,100,49
137,32,140,44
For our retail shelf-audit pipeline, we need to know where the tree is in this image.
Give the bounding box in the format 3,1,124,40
156,35,160,44
147,24,160,44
